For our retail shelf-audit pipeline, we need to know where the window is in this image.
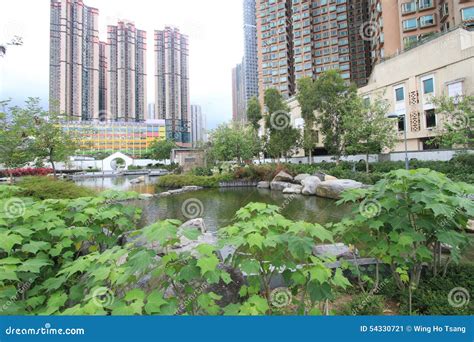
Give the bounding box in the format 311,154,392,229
403,18,417,31
418,0,433,10
422,77,434,94
395,87,405,102
398,116,405,132
419,14,435,27
425,109,436,128
461,7,474,24
401,2,416,14
447,81,463,98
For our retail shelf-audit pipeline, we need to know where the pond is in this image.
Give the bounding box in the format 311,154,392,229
76,176,352,231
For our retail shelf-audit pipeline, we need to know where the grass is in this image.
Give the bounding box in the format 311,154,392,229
156,173,234,188
17,176,96,199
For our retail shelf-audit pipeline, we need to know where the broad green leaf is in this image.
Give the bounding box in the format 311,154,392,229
196,255,219,275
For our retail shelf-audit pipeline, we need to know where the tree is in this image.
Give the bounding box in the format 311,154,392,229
345,97,397,173
0,35,23,57
312,70,361,163
208,123,260,164
263,89,300,161
430,95,473,149
30,99,78,177
246,96,262,131
297,77,319,163
0,100,34,180
148,139,177,161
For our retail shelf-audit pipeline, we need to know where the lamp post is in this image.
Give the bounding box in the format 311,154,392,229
388,113,409,170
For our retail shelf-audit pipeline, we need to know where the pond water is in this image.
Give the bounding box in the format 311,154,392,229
76,176,351,231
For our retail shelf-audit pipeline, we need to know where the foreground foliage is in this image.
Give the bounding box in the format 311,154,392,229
17,176,96,199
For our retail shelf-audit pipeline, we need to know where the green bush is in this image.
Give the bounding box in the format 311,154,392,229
17,176,96,199
156,173,234,188
340,294,385,315
191,167,213,176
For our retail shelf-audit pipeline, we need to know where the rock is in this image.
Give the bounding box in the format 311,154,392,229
467,220,474,233
160,192,171,197
182,186,203,192
173,218,217,256
315,179,364,199
270,181,292,191
139,193,155,200
301,176,321,196
324,175,337,181
294,173,311,184
283,184,302,194
272,171,294,182
257,181,270,189
179,218,207,233
168,189,184,195
313,172,326,181
313,243,356,259
130,176,145,184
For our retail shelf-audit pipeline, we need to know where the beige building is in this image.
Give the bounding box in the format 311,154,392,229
359,27,474,151
49,0,100,120
232,61,246,122
107,20,147,122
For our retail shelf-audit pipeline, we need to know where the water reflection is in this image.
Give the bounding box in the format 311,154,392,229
75,175,159,194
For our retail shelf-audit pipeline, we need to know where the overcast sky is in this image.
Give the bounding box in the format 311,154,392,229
0,0,244,129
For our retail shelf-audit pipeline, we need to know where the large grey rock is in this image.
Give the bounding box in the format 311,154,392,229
283,184,302,194
182,186,203,192
313,172,326,181
301,176,321,196
294,173,311,184
139,193,155,200
324,175,337,181
270,181,292,191
257,181,270,189
208,264,246,307
272,171,293,182
315,179,364,199
179,218,207,233
313,243,356,259
130,175,146,184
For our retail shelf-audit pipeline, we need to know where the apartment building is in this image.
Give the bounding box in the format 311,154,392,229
190,105,207,147
155,27,190,144
370,0,474,64
49,0,99,120
243,0,260,104
98,41,108,120
106,21,147,122
232,62,246,122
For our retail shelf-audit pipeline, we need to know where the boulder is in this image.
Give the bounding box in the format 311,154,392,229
324,175,337,181
313,243,356,259
130,175,146,184
270,181,292,191
257,181,270,189
294,173,311,184
182,186,203,192
160,192,171,197
208,264,246,307
301,176,321,196
467,220,474,233
168,189,184,195
283,184,302,194
315,179,364,199
179,218,207,233
139,193,155,200
272,171,294,182
313,172,326,181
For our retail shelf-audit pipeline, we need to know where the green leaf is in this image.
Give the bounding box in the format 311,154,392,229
239,259,260,274
22,241,51,254
308,264,331,284
246,233,264,249
196,255,219,275
125,289,145,302
0,232,23,253
17,257,52,273
288,236,313,259
332,268,351,289
44,292,68,315
0,268,19,281
144,291,168,314
181,227,200,241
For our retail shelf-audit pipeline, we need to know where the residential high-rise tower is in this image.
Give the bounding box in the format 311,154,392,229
155,27,190,144
243,0,260,106
107,20,147,122
232,61,246,122
49,0,99,120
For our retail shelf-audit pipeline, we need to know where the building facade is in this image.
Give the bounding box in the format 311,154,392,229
49,0,99,120
243,0,260,105
98,41,108,120
232,62,246,122
154,27,191,145
370,0,474,64
190,105,207,147
62,120,166,158
106,21,147,122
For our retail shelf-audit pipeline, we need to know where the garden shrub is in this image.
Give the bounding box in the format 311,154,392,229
17,176,96,199
156,173,234,188
0,168,53,178
340,294,385,315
